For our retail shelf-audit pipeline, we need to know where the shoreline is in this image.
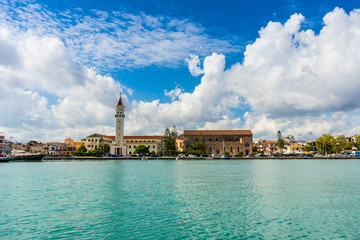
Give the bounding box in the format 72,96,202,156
42,156,360,161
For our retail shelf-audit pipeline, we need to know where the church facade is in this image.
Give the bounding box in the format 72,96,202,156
176,130,253,156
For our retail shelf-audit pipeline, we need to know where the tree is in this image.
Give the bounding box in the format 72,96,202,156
303,143,313,152
189,133,207,155
316,134,334,155
334,134,347,153
135,145,149,155
163,126,177,155
276,130,285,153
74,144,87,156
354,135,360,150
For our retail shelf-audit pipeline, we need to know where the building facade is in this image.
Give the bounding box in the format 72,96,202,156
65,138,84,155
125,136,163,155
85,133,114,151
26,140,44,153
0,135,8,155
44,142,66,155
177,130,253,156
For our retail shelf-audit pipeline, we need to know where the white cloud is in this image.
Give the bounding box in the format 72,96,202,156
2,4,360,143
164,86,184,101
0,26,125,142
185,54,204,76
0,1,238,71
127,8,360,140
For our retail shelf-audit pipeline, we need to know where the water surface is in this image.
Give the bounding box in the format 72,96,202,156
1,160,359,239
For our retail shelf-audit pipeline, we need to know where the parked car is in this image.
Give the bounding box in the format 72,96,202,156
124,154,131,158
232,155,242,158
187,154,197,158
255,153,266,157
149,154,158,157
211,154,221,158
350,151,360,157
177,154,186,158
109,154,119,157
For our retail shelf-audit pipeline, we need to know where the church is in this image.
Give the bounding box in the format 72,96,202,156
109,95,163,156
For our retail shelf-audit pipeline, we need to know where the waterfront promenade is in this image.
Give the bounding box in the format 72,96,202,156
42,155,360,161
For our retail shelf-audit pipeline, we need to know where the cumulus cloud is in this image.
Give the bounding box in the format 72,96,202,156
229,8,360,118
126,8,360,140
0,26,125,142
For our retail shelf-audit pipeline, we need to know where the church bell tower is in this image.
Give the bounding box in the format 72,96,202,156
115,94,125,145
112,94,127,155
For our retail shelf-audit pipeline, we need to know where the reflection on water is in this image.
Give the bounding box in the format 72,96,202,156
1,160,360,239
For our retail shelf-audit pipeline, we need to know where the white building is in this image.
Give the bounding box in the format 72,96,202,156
110,95,127,155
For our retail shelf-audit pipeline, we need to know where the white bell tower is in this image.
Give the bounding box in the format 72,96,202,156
115,94,125,145
111,94,127,155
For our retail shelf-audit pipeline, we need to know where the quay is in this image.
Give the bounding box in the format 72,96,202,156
42,156,360,161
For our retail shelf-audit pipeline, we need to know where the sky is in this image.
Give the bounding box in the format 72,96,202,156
1,0,360,143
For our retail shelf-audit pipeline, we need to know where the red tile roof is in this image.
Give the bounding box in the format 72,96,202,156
124,136,163,140
183,130,252,135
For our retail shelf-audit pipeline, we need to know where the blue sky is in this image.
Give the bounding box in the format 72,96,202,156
31,0,359,101
1,0,360,142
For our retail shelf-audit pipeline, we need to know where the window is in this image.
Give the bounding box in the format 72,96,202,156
153,145,155,148
216,138,218,141
245,143,250,147
129,145,131,148
148,145,150,148
196,138,198,141
209,138,212,141
0,140,2,143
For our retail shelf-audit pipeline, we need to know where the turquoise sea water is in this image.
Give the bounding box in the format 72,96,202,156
1,160,360,239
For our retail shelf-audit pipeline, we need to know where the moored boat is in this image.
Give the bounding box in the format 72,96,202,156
3,154,45,162
12,154,45,162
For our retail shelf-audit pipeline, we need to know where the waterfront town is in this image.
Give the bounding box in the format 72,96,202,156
1,95,360,158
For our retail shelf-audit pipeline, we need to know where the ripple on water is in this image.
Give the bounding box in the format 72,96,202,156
1,160,360,239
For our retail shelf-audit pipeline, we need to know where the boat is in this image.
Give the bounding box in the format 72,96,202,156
1,154,45,162
10,154,45,162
